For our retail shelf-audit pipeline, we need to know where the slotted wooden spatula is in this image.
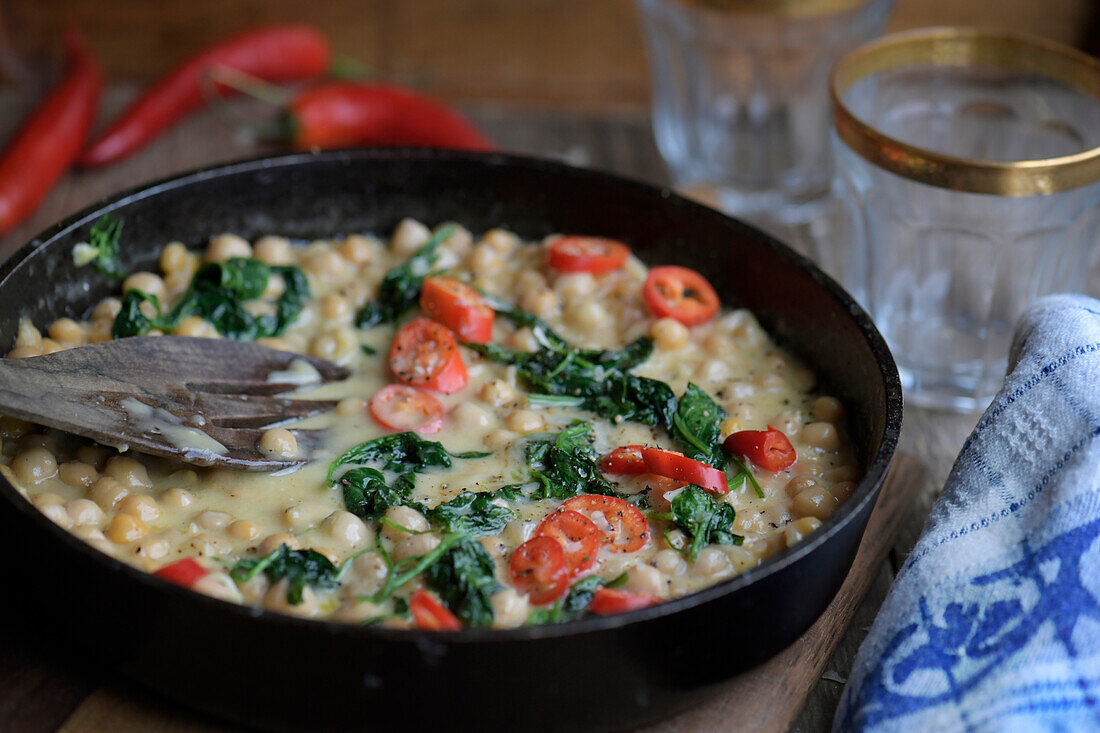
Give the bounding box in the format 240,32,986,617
0,336,349,470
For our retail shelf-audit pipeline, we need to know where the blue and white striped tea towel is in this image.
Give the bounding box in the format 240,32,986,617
836,294,1100,731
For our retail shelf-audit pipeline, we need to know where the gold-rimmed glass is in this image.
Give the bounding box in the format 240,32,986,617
830,28,1100,411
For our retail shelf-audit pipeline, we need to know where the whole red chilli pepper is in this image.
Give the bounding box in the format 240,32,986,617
286,82,494,152
78,24,331,167
0,29,101,235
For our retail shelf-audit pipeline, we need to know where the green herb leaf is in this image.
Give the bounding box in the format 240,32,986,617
426,491,515,535
523,421,625,501
670,383,727,467
339,467,417,519
356,224,456,329
111,257,310,341
328,432,471,481
425,536,500,628
230,544,340,605
668,485,742,562
73,214,126,280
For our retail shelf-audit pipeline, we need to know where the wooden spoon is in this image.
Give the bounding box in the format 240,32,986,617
0,336,349,470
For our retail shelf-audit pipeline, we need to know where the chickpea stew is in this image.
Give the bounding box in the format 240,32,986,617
0,218,861,629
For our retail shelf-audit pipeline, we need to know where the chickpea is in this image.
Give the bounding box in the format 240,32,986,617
66,498,105,526
255,337,290,352
481,228,517,255
719,417,742,440
227,520,261,542
103,456,152,488
282,501,330,532
159,487,195,510
784,475,820,498
566,301,611,332
205,233,252,263
829,481,858,503
117,494,160,523
319,293,353,323
91,294,121,321
784,517,823,547
467,242,503,275
812,396,845,424
332,599,385,624
74,445,109,470
483,429,518,451
654,548,688,577
521,289,560,320
38,338,65,355
390,218,431,255
746,531,786,561
59,461,98,488
261,274,286,300
7,345,43,359
192,572,244,604
309,328,356,362
691,547,733,579
14,318,41,348
321,510,371,552
554,272,596,301
12,447,58,484
490,588,530,629
305,249,350,283
479,379,516,407
48,318,86,346
381,506,429,542
502,518,537,547
722,545,759,573
625,564,668,598
508,327,539,352
392,532,441,562
85,319,113,344
122,272,166,301
258,533,301,555
253,235,295,265
506,409,544,435
159,241,190,273
163,269,193,296
703,332,735,356
195,510,232,530
31,492,64,508
791,487,840,521
90,477,129,510
39,503,73,529
258,428,299,460
451,402,493,430
650,317,690,351
133,537,171,560
106,513,147,543
338,234,380,265
351,552,389,595
19,433,55,452
336,397,367,417
516,270,547,293
801,422,842,452
757,373,787,392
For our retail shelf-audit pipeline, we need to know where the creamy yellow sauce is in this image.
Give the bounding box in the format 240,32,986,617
0,220,860,627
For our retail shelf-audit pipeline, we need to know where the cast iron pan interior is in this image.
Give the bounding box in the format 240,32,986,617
0,149,901,732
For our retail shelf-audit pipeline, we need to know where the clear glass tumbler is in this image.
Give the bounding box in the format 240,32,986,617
636,0,895,230
831,28,1100,411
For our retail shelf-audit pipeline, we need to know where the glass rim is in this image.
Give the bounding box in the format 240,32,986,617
829,27,1100,196
666,0,876,17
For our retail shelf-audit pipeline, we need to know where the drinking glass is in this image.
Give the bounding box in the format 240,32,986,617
635,0,895,232
831,28,1100,411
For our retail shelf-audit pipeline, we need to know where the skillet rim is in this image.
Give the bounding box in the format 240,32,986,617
0,147,903,643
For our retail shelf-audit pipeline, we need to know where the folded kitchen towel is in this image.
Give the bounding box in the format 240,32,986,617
835,294,1100,732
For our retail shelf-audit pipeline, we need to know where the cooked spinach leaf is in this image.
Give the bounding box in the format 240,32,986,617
340,467,417,519
72,214,126,280
426,491,515,535
668,485,742,562
670,383,727,467
112,257,309,341
425,536,500,628
230,544,341,605
524,421,623,500
355,224,456,329
327,431,488,481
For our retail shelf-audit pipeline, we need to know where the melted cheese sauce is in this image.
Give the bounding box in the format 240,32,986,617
0,221,860,627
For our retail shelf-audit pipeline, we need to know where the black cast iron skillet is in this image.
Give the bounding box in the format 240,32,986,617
0,149,901,732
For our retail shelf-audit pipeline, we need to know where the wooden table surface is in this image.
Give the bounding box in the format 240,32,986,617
0,87,989,732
